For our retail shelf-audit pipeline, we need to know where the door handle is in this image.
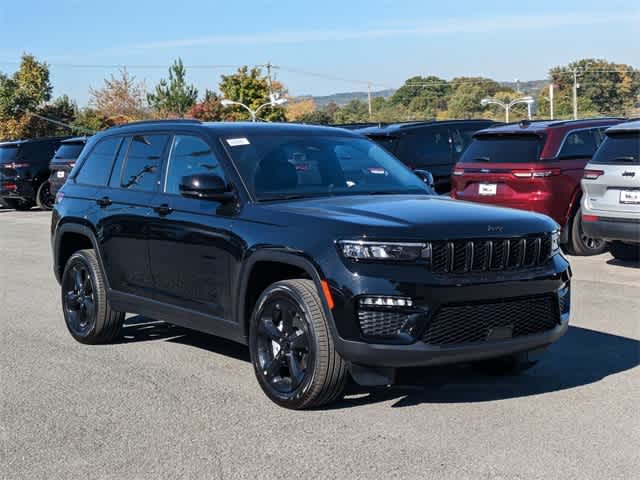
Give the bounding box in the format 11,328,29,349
153,204,173,216
96,196,112,207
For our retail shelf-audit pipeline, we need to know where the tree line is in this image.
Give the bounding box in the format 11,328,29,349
0,54,637,141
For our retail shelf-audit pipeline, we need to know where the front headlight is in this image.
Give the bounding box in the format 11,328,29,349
551,230,561,254
338,240,431,261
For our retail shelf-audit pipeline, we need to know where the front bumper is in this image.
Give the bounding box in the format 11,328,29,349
582,216,640,244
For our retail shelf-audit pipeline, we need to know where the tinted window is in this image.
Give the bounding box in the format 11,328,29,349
164,136,225,194
591,133,640,165
120,134,169,192
452,125,486,160
558,129,598,159
396,127,451,167
53,143,85,161
224,134,431,200
460,135,543,163
367,135,398,154
108,137,131,187
0,145,18,164
75,137,122,186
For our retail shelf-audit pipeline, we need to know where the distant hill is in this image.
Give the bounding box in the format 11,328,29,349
299,80,547,106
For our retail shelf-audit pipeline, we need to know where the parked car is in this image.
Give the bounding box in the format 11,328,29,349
450,118,625,255
0,137,70,210
581,120,640,261
52,119,571,409
356,120,500,194
47,137,89,204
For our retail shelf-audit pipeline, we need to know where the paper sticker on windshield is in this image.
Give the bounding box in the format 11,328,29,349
226,137,250,147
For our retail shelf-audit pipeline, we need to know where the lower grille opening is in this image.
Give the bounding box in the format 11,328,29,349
358,309,411,338
423,295,560,346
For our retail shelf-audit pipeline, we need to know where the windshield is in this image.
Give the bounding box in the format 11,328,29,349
53,143,85,161
223,134,431,201
591,133,639,165
460,134,543,163
0,145,19,164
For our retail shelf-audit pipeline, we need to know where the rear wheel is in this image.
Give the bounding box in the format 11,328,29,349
249,279,348,409
610,241,640,262
36,181,54,210
61,249,124,344
568,207,607,256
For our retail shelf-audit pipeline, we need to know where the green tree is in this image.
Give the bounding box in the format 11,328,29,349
297,110,333,125
186,89,227,121
218,66,286,122
148,58,198,118
332,100,370,123
390,75,450,117
446,77,503,119
75,108,111,132
28,95,80,137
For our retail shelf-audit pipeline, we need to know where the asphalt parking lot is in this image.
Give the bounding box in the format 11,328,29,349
1,209,638,480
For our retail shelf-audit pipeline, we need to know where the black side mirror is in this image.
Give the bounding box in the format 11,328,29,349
179,174,235,202
413,169,435,189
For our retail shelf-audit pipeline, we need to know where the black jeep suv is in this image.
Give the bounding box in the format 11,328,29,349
47,136,89,204
357,120,499,194
0,137,70,210
51,120,571,409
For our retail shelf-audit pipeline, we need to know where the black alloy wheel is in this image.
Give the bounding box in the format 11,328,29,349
63,263,96,337
249,279,347,409
36,181,54,210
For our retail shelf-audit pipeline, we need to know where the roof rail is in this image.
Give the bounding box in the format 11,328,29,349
107,119,202,130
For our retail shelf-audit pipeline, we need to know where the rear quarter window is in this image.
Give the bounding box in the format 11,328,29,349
75,137,123,186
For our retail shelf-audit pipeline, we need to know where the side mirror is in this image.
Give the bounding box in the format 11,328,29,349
179,174,235,202
414,169,435,189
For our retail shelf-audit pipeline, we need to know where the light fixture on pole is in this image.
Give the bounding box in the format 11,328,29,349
221,97,287,122
480,96,536,123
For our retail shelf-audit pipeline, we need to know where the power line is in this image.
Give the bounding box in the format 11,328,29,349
19,109,95,135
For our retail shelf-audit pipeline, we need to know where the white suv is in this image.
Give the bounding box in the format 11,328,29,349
582,120,640,261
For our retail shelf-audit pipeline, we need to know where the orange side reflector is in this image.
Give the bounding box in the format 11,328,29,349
320,280,335,310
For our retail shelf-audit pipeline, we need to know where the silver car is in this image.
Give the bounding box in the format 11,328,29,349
581,120,640,261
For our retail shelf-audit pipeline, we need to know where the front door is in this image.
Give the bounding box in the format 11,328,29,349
147,134,239,321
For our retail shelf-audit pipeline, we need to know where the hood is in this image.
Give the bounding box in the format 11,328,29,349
253,194,557,239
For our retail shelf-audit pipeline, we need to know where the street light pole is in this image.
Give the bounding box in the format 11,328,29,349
221,98,287,122
480,96,535,123
572,69,579,120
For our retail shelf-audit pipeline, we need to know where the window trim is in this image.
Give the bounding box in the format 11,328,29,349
555,127,606,159
118,133,171,193
73,136,124,187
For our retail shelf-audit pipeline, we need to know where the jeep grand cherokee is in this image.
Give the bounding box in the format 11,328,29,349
51,120,571,409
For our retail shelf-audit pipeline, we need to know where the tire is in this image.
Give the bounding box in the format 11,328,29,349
249,279,348,409
36,181,54,210
61,249,124,344
568,207,608,256
472,352,539,376
610,241,640,262
3,198,34,211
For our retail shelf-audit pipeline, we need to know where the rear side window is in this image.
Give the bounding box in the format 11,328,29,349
591,133,640,165
460,135,543,163
120,134,169,192
53,143,85,161
164,135,225,194
558,129,598,159
75,137,122,186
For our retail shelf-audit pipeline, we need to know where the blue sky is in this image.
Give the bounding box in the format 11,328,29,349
0,0,638,105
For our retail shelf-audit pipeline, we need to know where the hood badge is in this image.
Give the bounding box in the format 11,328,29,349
487,225,504,232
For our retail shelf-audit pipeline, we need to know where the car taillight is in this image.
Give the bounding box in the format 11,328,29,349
3,182,17,191
582,214,599,222
512,168,561,178
452,168,464,176
69,162,76,168
583,169,604,180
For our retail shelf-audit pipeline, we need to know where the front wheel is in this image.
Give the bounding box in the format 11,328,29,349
568,207,607,256
36,181,54,210
249,279,348,409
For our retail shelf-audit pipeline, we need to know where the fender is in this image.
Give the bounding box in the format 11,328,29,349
53,221,109,288
236,249,338,341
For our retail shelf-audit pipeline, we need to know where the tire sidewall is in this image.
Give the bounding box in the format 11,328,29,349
61,251,101,342
37,181,53,210
249,283,321,408
571,207,607,256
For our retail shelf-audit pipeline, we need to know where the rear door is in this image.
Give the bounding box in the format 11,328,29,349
583,132,640,214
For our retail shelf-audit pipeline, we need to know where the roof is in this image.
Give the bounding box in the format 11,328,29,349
356,119,499,136
104,120,359,138
474,117,625,136
606,119,640,134
0,136,73,146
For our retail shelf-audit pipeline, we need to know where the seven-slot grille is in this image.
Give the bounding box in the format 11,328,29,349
422,295,559,346
431,235,552,273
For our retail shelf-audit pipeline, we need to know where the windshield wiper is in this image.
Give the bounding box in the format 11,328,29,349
472,156,491,162
612,156,638,163
258,193,330,202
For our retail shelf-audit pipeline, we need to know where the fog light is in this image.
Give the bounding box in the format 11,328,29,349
359,296,413,308
558,283,570,315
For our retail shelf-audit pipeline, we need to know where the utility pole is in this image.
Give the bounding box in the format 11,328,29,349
549,83,554,120
263,62,278,102
367,82,373,120
572,69,578,120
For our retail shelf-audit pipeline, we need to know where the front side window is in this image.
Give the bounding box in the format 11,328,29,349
164,135,225,194
223,133,431,201
75,137,122,186
558,129,598,159
120,134,169,192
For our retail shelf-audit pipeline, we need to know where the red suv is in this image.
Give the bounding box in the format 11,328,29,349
451,118,624,255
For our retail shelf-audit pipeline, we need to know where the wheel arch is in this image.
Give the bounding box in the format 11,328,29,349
237,250,336,341
54,223,108,287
